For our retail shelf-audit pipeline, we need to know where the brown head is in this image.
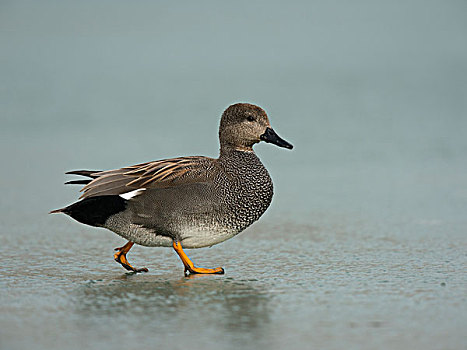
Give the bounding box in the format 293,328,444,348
219,103,293,152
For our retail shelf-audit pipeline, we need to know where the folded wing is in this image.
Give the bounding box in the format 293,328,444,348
77,156,217,199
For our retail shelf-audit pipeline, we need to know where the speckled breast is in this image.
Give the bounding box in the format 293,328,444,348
215,150,274,233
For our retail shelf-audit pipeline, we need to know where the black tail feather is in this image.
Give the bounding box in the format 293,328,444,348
53,196,127,227
65,179,92,185
65,170,101,178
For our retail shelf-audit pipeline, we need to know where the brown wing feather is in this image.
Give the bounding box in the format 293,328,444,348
79,156,216,199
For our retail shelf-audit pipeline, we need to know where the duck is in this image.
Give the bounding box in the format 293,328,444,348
50,103,293,275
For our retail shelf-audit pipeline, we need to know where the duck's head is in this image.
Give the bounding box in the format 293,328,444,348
219,103,293,152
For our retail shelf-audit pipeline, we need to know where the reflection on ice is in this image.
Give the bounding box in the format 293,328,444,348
75,274,271,334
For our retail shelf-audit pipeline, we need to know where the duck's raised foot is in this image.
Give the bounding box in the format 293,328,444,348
114,241,148,273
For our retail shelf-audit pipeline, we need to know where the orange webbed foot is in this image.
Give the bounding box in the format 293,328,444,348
172,241,224,276
114,241,148,273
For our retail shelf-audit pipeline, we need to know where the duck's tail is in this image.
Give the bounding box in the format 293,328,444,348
64,170,101,185
48,196,127,227
49,170,102,213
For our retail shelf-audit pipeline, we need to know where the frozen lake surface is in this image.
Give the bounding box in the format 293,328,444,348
1,206,466,350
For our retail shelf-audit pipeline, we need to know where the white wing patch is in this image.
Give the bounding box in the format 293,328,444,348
119,189,146,200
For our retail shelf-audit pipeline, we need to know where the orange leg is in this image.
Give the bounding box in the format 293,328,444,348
114,241,148,273
173,241,224,276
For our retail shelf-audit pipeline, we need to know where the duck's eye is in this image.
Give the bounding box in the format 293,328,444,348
246,115,255,122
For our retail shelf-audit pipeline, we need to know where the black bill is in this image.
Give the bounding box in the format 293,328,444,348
260,127,293,149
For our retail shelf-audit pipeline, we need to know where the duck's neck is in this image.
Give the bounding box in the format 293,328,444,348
219,143,254,157
218,144,265,179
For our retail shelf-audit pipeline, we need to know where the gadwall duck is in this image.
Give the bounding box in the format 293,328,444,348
51,103,293,275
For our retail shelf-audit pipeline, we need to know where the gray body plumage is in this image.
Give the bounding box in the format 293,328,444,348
106,149,273,248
